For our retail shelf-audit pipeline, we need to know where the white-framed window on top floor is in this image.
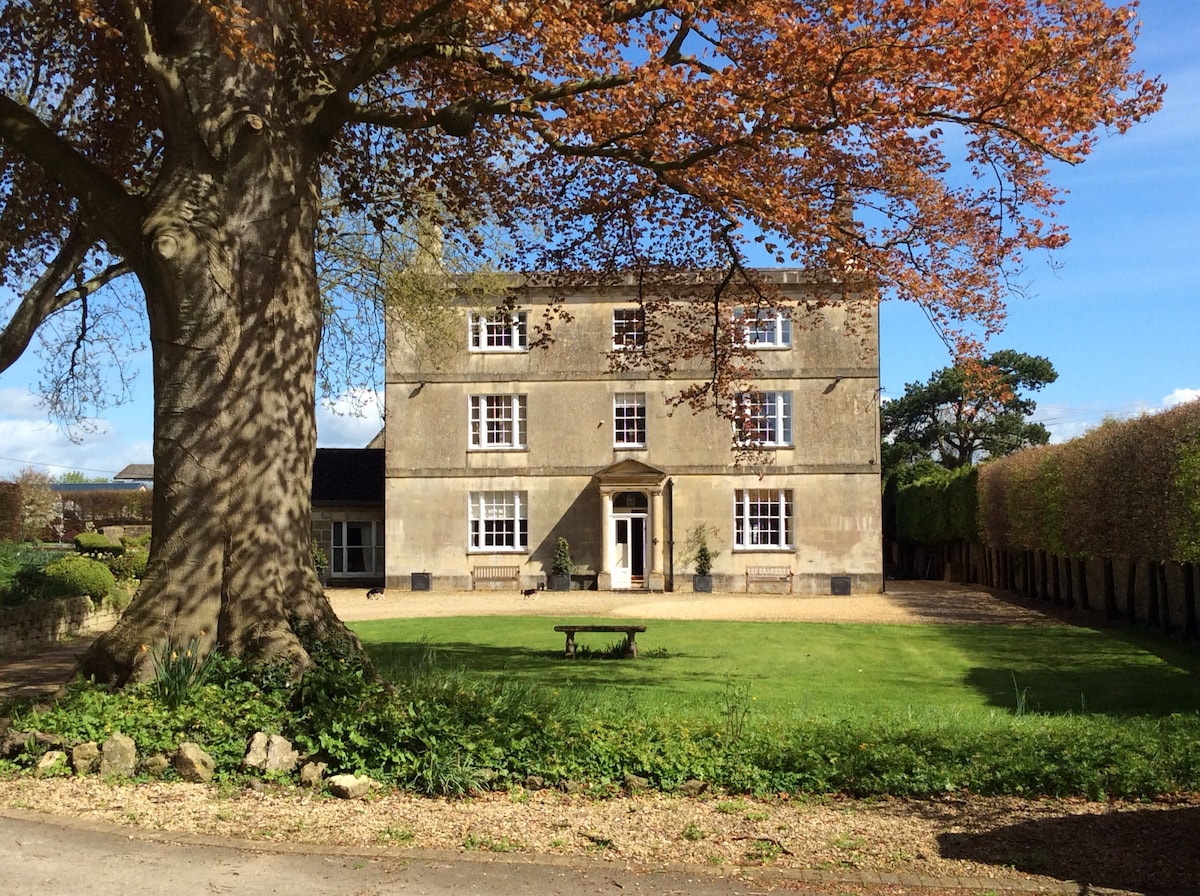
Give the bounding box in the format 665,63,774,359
733,390,793,447
613,392,647,447
468,490,529,551
329,520,385,577
469,394,527,449
469,311,528,351
733,489,793,549
612,307,646,349
734,306,791,348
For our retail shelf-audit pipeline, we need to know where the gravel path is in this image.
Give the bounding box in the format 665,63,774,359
325,580,1066,626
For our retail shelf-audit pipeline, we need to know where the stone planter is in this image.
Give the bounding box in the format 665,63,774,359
548,573,572,592
693,574,713,593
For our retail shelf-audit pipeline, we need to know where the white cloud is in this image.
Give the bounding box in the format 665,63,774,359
1163,388,1200,409
0,388,149,480
317,388,384,448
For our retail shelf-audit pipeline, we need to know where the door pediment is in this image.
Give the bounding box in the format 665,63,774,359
594,459,666,489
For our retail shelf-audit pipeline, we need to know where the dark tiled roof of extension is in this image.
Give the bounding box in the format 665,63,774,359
311,448,384,504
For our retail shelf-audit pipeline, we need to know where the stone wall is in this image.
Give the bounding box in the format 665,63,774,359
0,596,121,657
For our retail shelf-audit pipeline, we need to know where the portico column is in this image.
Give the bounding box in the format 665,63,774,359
650,489,664,573
648,489,666,590
604,491,614,582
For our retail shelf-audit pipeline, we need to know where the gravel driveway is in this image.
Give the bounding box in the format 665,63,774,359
326,579,1064,626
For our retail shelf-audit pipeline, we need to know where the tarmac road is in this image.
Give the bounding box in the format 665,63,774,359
1,809,791,896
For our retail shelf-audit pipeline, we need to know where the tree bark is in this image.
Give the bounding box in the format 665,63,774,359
79,134,348,686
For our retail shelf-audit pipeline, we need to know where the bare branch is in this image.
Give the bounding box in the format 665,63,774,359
0,230,92,373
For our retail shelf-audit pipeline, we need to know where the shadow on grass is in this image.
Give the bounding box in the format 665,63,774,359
363,640,723,699
937,804,1200,893
964,663,1200,716
937,626,1200,717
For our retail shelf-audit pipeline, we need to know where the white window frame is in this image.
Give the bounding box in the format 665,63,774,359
613,392,647,448
469,395,527,449
734,307,791,348
469,311,528,352
612,308,646,349
329,520,385,577
468,491,528,551
734,489,793,550
734,391,793,447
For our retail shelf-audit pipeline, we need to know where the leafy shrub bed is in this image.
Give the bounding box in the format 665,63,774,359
0,543,66,606
0,538,144,608
5,639,1200,800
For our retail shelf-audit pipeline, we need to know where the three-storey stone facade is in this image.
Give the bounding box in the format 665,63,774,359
385,271,882,594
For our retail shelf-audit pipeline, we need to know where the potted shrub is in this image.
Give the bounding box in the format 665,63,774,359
549,536,574,591
693,541,714,593
685,524,719,593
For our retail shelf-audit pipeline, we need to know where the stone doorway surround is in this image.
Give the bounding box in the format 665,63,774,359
594,459,667,591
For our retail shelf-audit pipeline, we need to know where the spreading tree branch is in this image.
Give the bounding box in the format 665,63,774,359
0,229,129,373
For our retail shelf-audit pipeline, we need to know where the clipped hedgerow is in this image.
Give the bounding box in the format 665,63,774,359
0,484,20,542
107,547,149,581
979,400,1200,562
42,554,116,601
74,532,123,557
894,465,978,544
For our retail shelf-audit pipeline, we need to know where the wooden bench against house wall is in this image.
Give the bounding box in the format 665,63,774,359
472,566,522,590
745,566,794,593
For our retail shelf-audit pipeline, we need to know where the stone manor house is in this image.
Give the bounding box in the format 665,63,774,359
378,270,883,594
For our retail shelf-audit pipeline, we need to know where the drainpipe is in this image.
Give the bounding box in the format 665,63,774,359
666,478,675,591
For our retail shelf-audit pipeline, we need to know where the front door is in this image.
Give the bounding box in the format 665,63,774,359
611,513,647,589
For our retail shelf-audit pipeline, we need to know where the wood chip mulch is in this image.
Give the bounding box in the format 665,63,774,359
2,778,1197,894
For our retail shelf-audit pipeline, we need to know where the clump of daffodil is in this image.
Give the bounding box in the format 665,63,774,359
149,630,217,708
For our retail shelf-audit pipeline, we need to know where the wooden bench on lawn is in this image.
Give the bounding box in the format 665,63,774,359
553,624,647,659
745,566,794,593
472,565,521,590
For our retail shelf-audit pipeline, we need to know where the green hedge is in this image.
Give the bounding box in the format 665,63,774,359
895,465,978,543
42,555,116,601
73,532,123,556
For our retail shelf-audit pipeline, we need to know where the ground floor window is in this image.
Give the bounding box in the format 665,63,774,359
330,520,384,576
733,489,793,549
469,491,528,551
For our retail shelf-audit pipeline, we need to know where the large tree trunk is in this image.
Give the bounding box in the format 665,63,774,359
80,131,348,686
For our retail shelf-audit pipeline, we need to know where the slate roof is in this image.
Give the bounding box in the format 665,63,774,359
109,451,384,504
311,448,384,504
51,482,148,494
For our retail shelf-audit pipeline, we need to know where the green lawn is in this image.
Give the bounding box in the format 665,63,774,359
351,616,1200,722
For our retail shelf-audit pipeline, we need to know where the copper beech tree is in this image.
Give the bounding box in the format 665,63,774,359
0,1,1161,684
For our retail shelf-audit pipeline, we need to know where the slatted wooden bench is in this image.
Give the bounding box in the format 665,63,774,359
745,566,794,592
472,565,521,590
553,624,647,659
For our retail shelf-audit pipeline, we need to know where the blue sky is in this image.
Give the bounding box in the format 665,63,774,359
1,2,1197,480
